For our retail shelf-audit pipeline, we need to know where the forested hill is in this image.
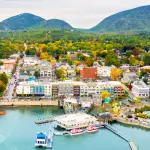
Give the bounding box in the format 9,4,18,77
0,13,45,30
91,5,150,32
36,19,73,29
0,13,73,30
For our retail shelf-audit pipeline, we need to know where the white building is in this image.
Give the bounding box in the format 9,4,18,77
23,56,39,66
55,113,98,130
40,66,53,79
16,81,124,98
132,81,150,98
97,66,113,77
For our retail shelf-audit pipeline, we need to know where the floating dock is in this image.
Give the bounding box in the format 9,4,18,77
35,118,54,124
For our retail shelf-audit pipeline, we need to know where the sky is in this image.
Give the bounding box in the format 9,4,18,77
0,0,150,29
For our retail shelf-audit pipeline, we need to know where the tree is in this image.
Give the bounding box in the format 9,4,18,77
0,81,6,96
105,52,120,67
67,56,73,66
85,57,94,67
140,61,144,67
110,68,122,81
25,48,36,56
142,54,150,65
75,76,80,81
101,90,110,100
129,56,139,66
56,68,65,79
0,61,3,66
34,70,40,78
0,73,8,85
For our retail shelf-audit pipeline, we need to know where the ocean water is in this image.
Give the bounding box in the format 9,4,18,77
0,107,149,150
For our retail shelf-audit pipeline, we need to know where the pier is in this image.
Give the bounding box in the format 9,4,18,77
105,125,137,150
35,118,54,124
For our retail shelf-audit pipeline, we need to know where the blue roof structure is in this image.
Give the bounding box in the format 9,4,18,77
28,77,35,82
37,133,46,139
104,97,111,103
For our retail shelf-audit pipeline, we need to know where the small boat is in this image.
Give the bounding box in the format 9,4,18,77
35,132,47,148
86,125,99,133
70,128,85,136
0,111,6,115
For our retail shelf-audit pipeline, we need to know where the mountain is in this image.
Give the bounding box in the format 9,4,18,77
0,13,73,30
0,13,45,30
91,5,150,32
39,19,73,29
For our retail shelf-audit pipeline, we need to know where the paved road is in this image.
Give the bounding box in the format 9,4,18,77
4,60,21,100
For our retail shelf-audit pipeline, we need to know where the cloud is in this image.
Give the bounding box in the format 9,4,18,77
0,0,149,28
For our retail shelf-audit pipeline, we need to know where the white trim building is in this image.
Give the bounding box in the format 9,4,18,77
132,81,150,98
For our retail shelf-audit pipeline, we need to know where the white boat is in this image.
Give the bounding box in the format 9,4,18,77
86,125,99,133
35,132,47,148
70,128,86,136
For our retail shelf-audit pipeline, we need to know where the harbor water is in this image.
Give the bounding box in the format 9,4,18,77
0,107,150,150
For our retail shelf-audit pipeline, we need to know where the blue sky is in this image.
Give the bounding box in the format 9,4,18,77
0,0,150,28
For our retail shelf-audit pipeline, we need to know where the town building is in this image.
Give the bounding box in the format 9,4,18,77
132,81,150,98
121,71,139,83
16,81,124,98
97,66,112,78
16,81,45,96
40,65,53,80
80,67,97,80
55,113,98,130
23,56,39,66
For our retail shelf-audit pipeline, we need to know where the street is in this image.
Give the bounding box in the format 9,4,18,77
4,60,22,101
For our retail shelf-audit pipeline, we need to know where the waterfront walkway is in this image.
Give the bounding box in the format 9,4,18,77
105,125,137,150
0,100,58,106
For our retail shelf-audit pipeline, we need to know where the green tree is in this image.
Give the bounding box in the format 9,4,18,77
0,73,8,85
34,70,40,78
0,61,3,66
0,81,6,96
56,68,65,79
142,54,150,65
105,52,120,67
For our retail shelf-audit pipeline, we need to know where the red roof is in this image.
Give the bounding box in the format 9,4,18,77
80,68,97,79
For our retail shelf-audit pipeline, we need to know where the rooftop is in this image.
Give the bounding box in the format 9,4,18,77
80,67,97,79
55,113,98,129
132,81,149,88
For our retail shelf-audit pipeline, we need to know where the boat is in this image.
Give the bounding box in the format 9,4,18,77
35,132,47,148
0,111,6,115
70,128,86,136
86,125,99,133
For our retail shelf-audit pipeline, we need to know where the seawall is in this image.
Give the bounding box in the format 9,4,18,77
116,118,150,129
0,100,58,106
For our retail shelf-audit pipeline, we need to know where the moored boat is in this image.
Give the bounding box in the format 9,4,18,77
0,111,6,115
86,125,99,133
35,132,47,148
70,128,85,136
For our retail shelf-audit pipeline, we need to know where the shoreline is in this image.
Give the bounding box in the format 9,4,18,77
116,118,150,129
0,100,59,106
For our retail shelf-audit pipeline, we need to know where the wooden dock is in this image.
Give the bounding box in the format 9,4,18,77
35,118,55,124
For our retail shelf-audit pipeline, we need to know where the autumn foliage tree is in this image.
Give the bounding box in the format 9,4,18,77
110,68,122,81
101,90,110,100
85,57,94,67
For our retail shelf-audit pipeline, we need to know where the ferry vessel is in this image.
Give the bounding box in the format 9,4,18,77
70,128,86,136
86,125,99,133
35,129,52,149
35,132,47,148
